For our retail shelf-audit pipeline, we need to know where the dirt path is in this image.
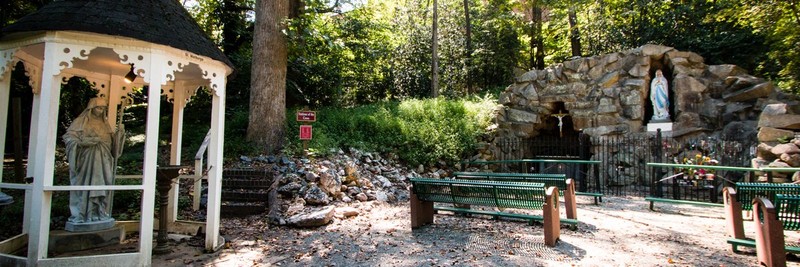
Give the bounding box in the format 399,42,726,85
152,196,800,266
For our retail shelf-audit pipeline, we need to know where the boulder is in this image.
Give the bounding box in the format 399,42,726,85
724,75,763,92
780,153,800,167
758,114,800,130
673,75,707,93
771,143,800,155
707,64,747,79
303,184,330,206
762,103,788,116
637,44,674,57
757,143,778,161
722,121,757,142
599,71,621,88
305,172,318,182
278,182,303,196
506,109,539,123
622,105,643,120
521,84,540,100
596,98,619,114
287,206,335,227
335,207,360,218
318,170,342,196
758,127,795,142
516,70,538,83
723,82,775,102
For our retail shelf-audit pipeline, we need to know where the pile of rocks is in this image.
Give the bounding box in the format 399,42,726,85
242,148,452,227
753,103,800,182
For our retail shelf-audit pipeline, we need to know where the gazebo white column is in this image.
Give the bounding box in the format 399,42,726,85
0,59,11,186
167,85,186,223
137,53,167,263
26,42,63,261
205,80,225,251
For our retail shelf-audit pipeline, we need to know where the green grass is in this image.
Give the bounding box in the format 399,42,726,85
284,95,497,166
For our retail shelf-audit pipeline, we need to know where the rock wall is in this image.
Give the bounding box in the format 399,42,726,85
483,44,799,161
476,44,800,183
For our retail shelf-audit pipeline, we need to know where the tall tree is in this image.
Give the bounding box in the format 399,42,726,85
567,6,581,57
247,0,289,152
431,0,440,97
532,2,545,70
0,0,48,29
463,0,473,94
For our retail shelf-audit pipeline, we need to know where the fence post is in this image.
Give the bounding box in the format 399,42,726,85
653,129,664,198
578,132,589,192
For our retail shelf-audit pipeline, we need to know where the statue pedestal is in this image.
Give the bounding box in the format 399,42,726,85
647,122,673,133
66,218,116,232
49,226,124,254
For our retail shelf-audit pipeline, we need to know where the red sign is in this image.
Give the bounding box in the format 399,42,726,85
299,125,313,140
296,111,316,122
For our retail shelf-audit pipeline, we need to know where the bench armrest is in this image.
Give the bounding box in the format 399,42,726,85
754,196,785,267
543,186,561,246
565,179,577,220
724,187,744,239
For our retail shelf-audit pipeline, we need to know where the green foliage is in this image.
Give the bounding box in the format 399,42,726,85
284,96,496,166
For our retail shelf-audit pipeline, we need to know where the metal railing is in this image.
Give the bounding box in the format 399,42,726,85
494,131,757,201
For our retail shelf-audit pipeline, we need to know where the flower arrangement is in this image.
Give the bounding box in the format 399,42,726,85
675,153,719,180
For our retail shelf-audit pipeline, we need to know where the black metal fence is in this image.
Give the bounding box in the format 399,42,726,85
486,131,756,203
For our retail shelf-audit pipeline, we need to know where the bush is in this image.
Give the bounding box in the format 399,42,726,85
285,95,496,166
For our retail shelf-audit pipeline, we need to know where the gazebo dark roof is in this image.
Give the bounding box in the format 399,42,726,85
1,0,233,68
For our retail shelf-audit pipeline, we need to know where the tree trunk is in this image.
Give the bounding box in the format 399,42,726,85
568,6,582,57
431,0,440,97
247,0,289,153
533,4,545,70
464,0,472,94
529,3,536,70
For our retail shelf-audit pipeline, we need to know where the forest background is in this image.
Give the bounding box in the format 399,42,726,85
2,0,800,165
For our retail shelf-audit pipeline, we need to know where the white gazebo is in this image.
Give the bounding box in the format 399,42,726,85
0,1,233,266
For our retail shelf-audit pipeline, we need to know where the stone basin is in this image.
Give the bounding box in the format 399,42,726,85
156,165,185,181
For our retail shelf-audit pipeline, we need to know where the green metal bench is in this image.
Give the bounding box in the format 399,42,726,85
454,171,603,204
751,194,800,267
453,172,578,219
724,183,800,252
644,197,724,211
461,159,602,200
646,163,760,211
409,178,573,247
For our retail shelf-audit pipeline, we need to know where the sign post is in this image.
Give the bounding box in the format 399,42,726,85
297,110,316,156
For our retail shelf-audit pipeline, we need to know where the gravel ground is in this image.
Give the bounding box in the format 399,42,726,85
151,196,800,267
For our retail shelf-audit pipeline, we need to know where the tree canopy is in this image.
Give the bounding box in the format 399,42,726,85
188,0,798,110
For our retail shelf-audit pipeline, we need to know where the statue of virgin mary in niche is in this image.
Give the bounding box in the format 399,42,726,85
650,69,670,122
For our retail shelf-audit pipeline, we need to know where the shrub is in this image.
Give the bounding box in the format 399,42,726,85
284,95,496,166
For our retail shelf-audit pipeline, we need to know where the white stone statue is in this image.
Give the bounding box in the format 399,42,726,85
551,111,569,137
650,69,670,121
63,97,125,232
